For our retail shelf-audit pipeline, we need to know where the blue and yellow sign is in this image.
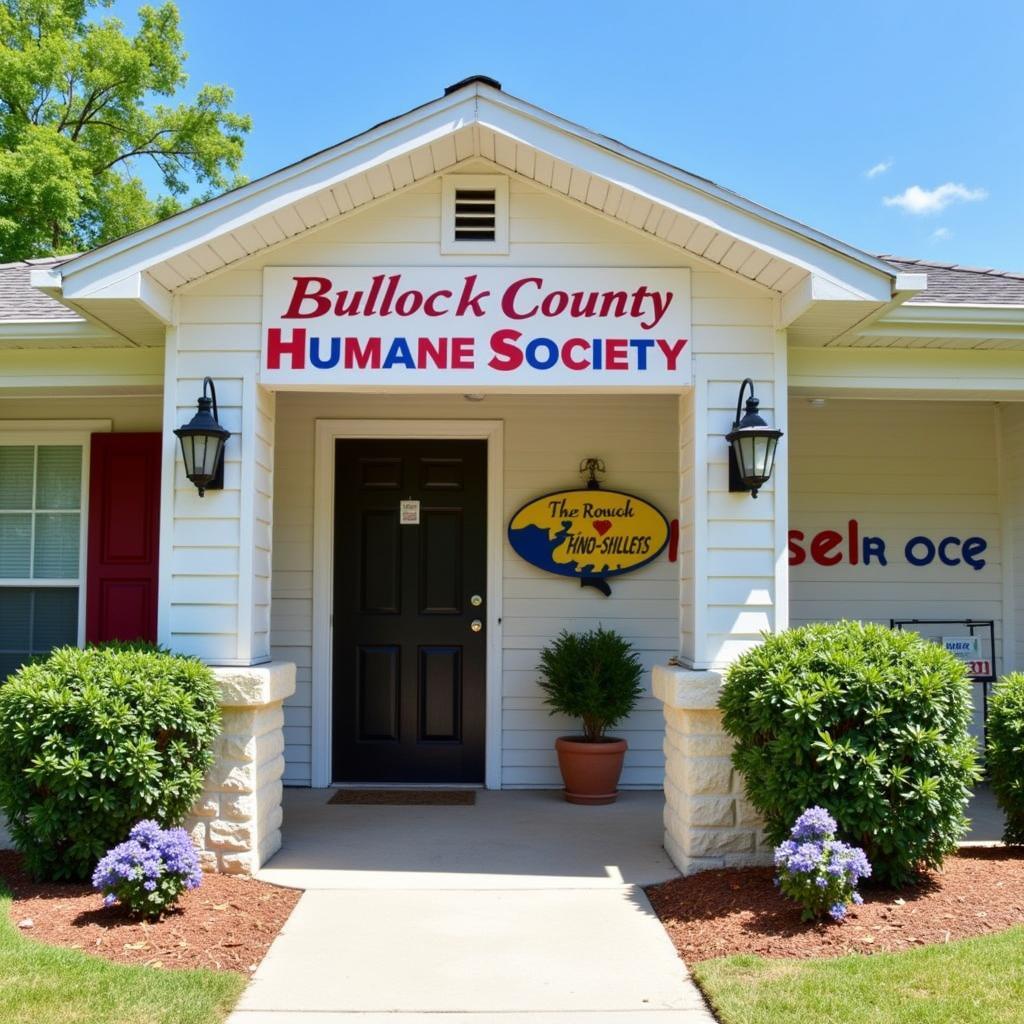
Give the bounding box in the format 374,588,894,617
507,489,670,585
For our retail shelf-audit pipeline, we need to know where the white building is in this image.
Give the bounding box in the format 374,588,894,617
3,76,1022,873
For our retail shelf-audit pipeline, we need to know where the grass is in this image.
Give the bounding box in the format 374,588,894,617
0,883,245,1024
693,926,1024,1024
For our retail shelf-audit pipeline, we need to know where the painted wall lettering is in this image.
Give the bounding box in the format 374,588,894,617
789,519,987,571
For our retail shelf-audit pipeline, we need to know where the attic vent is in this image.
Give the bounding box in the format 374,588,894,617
441,174,509,254
454,188,496,241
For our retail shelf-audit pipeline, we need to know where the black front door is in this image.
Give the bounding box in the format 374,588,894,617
333,439,487,783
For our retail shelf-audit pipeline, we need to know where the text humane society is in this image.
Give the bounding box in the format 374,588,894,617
265,273,688,374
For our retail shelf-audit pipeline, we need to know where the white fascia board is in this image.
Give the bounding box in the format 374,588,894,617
477,89,896,300
0,319,111,343
878,303,1024,331
56,93,479,297
61,271,173,324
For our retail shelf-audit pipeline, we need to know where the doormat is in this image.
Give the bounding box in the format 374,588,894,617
328,789,476,806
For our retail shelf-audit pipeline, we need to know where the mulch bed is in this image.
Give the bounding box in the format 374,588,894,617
647,847,1024,963
0,850,301,974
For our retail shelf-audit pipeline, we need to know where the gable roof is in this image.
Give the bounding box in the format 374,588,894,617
880,256,1024,306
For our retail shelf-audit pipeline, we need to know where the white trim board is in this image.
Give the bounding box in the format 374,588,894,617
311,418,505,789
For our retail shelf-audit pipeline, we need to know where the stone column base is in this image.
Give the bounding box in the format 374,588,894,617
185,661,296,874
653,665,770,876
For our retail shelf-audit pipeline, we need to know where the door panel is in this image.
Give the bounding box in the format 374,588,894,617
85,433,161,644
333,439,487,783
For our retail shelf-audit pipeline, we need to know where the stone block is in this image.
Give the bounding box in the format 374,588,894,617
255,727,285,766
687,796,736,828
198,850,219,873
212,661,296,708
735,797,765,828
220,792,255,822
682,733,734,758
652,666,724,710
218,734,257,763
190,793,219,818
685,827,756,858
209,820,254,851
679,708,725,736
681,756,733,796
207,760,256,794
220,851,255,874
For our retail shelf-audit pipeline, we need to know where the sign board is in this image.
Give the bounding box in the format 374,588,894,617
891,619,996,684
399,500,420,525
260,267,691,388
507,488,669,584
943,636,980,659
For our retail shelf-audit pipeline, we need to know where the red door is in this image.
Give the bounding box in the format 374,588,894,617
86,433,161,644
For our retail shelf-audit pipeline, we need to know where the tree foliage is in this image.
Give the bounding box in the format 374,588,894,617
985,672,1024,844
0,0,250,259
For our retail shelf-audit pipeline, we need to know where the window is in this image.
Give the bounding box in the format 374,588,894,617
441,174,509,255
0,441,86,678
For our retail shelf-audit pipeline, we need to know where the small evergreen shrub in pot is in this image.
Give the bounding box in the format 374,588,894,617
93,820,203,919
0,644,221,881
985,672,1024,844
538,627,644,804
719,621,979,887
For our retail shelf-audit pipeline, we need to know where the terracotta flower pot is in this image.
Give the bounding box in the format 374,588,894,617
554,736,628,805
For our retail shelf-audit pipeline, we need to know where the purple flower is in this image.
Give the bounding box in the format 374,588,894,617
852,892,864,905
791,806,838,842
828,902,847,922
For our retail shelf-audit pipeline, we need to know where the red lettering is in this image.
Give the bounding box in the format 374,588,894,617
488,328,524,371
655,338,688,371
395,290,423,316
455,275,489,317
788,529,806,566
344,336,381,369
848,518,859,566
424,290,452,316
540,291,568,316
266,327,307,369
562,338,590,370
417,337,448,369
605,338,628,369
811,530,843,566
501,277,542,320
451,337,475,369
282,276,332,319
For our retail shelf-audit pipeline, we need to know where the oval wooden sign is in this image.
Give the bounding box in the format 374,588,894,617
507,488,670,580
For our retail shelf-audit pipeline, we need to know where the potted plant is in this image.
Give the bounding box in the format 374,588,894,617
538,627,645,804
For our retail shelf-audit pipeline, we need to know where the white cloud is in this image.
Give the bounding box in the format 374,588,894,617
866,160,892,178
930,227,952,241
883,182,988,215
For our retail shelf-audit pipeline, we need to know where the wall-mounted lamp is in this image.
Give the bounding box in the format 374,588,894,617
726,378,783,498
174,377,229,496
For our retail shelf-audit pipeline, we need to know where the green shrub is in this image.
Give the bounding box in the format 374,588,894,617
985,672,1024,844
719,621,979,887
538,627,644,741
0,644,221,881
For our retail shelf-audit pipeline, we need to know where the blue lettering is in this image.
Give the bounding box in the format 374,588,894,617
592,338,603,370
382,337,415,369
525,337,559,369
629,338,654,370
309,336,341,369
862,536,887,566
905,536,935,566
962,536,987,571
938,536,962,567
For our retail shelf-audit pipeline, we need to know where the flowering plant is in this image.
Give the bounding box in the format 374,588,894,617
92,820,203,918
773,806,871,922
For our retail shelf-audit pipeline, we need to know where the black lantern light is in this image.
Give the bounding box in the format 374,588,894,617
726,378,783,498
174,377,229,496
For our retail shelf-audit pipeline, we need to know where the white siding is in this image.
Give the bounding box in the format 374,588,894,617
999,404,1024,670
789,398,1003,733
172,164,782,786
0,394,161,432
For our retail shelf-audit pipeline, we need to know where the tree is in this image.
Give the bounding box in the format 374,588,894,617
0,0,250,259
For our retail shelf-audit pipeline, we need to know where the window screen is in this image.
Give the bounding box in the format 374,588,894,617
0,443,83,678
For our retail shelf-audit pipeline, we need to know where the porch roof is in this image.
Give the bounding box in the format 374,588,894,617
27,76,914,348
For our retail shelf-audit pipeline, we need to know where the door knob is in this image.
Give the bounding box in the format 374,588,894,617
470,619,483,633
470,594,483,607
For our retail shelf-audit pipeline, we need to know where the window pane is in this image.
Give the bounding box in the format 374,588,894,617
0,651,28,682
36,446,82,510
33,587,78,651
0,588,31,648
33,513,79,578
0,447,34,509
0,514,31,577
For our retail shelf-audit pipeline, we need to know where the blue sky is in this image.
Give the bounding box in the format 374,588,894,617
114,0,1022,269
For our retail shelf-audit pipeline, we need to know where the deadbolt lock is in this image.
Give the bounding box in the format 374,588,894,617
470,594,483,607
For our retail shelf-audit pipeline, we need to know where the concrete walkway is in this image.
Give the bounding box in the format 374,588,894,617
228,789,715,1023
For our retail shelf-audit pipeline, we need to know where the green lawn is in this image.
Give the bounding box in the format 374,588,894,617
693,926,1024,1024
0,884,245,1024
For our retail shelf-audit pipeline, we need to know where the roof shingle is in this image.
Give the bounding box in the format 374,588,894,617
0,257,83,322
880,255,1024,306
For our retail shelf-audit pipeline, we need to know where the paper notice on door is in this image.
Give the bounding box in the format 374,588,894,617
400,499,420,525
